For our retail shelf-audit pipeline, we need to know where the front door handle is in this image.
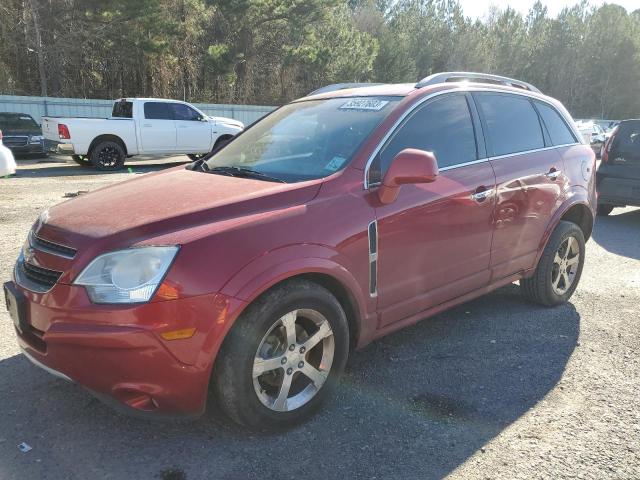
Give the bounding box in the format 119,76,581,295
471,187,494,202
546,168,562,180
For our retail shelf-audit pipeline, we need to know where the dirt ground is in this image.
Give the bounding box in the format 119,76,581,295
0,156,638,480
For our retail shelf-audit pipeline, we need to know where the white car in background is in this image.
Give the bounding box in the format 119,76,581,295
0,130,17,177
575,121,606,158
41,98,244,170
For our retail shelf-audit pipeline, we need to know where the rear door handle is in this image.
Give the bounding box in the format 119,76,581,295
546,168,561,180
471,187,495,202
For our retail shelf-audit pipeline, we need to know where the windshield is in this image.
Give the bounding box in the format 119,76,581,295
0,113,39,131
203,97,400,183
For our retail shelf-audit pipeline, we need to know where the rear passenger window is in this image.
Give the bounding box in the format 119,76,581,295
475,93,544,156
372,95,477,182
144,102,172,120
535,102,576,146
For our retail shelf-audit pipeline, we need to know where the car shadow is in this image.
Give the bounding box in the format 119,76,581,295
591,208,640,260
0,284,579,480
12,157,188,178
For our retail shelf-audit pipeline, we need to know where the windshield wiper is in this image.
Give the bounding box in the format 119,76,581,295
206,166,287,183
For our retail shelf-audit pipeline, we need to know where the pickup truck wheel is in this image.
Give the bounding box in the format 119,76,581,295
70,155,91,167
213,279,349,430
520,221,585,307
90,141,126,171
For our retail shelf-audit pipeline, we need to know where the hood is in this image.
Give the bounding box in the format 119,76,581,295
207,116,244,129
37,167,320,250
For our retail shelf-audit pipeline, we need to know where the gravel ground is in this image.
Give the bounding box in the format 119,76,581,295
0,156,638,480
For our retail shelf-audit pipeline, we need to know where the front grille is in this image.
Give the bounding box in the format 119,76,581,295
32,234,77,259
20,260,62,290
3,136,28,147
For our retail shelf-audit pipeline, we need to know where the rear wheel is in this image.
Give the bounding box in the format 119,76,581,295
597,204,614,216
521,221,585,306
89,140,126,171
213,279,349,430
71,155,91,167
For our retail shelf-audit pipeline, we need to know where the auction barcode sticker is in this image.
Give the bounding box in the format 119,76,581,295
339,99,389,111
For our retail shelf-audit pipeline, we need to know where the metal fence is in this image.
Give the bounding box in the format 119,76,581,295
0,95,276,126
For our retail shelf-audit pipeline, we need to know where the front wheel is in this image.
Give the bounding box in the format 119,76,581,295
213,279,349,430
520,221,586,306
89,140,126,171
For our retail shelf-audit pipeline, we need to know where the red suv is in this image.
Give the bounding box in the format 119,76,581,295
4,72,595,429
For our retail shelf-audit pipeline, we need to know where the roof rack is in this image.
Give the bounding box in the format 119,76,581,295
308,83,384,96
415,72,541,94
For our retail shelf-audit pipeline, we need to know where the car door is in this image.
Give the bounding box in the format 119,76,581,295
170,103,213,153
140,102,177,152
473,92,568,281
369,93,497,327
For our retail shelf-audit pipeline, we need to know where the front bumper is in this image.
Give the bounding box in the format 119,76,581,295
7,143,46,155
7,280,243,417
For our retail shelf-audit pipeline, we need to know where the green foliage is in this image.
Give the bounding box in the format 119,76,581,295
1,0,640,118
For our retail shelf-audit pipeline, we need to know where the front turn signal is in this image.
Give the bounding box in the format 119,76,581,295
160,327,196,341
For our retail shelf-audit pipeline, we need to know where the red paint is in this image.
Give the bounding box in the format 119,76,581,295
8,82,596,416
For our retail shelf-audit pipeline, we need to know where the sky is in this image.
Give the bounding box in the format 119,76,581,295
456,0,638,19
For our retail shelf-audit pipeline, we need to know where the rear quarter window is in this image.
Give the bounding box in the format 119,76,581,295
475,93,544,156
112,101,133,118
535,102,577,146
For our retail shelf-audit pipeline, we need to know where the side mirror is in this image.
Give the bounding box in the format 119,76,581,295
378,148,438,204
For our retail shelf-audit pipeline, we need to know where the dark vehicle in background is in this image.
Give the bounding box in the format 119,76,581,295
0,112,46,157
597,119,640,215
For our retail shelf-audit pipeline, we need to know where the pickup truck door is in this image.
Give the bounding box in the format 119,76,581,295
169,103,213,154
140,102,177,152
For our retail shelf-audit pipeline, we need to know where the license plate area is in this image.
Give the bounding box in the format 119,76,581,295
4,282,28,333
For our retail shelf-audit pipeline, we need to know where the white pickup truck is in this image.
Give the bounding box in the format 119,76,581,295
42,98,244,170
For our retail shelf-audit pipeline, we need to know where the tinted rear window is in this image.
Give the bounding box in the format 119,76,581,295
144,102,172,120
614,122,640,152
112,101,133,118
535,102,576,146
475,93,544,156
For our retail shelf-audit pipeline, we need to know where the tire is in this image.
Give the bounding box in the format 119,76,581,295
213,279,349,430
71,155,91,167
89,140,126,171
520,220,586,306
597,204,614,216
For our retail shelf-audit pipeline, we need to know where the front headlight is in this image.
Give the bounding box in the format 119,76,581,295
30,135,44,143
74,246,179,304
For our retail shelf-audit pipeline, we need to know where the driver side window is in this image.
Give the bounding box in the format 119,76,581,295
368,94,478,185
171,103,201,121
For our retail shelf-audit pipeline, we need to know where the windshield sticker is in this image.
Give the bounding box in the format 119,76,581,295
325,156,347,171
339,99,389,111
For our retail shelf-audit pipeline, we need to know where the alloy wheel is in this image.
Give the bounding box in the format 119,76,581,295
252,309,335,412
97,146,120,168
551,236,580,295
